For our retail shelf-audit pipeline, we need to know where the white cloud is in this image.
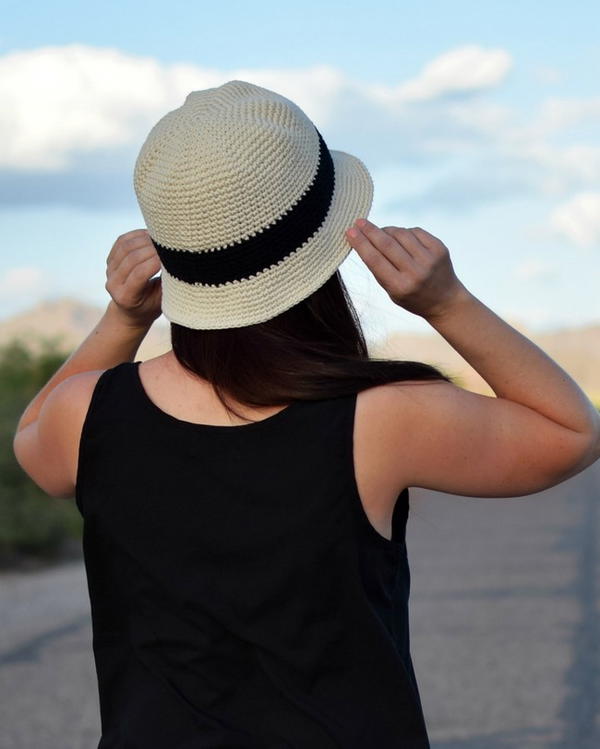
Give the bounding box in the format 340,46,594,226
531,96,600,135
0,43,512,173
534,144,600,192
0,45,355,171
505,305,556,328
1,42,599,222
489,141,600,197
549,192,600,248
371,45,512,104
0,45,225,170
0,266,45,296
512,258,558,281
445,100,514,134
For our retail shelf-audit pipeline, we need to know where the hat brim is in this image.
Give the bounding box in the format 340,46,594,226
160,149,374,329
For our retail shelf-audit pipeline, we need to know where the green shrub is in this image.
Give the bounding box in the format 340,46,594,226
0,337,82,566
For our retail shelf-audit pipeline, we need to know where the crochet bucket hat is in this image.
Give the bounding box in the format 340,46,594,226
133,79,374,329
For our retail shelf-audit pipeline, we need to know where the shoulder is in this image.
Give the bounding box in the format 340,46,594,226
354,377,456,447
47,369,109,415
43,368,111,458
45,368,109,445
13,369,109,499
354,378,462,464
350,380,458,517
55,367,107,394
356,378,456,423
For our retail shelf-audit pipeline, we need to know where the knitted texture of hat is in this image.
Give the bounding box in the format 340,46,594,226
133,80,373,329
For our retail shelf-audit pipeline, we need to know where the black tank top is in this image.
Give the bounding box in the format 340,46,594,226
76,361,430,748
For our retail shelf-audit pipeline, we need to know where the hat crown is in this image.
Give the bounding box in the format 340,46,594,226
134,81,320,252
131,79,373,330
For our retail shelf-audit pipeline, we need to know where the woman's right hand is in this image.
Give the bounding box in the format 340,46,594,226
345,218,469,320
346,219,600,496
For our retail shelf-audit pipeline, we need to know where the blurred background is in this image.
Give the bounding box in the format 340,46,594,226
0,1,598,747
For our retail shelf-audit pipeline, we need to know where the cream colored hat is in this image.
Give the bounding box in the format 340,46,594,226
133,80,374,329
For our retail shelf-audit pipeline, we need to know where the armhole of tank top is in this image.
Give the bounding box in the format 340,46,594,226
74,366,118,517
345,390,408,551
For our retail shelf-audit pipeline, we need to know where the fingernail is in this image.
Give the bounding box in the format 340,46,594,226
348,228,358,238
356,218,367,228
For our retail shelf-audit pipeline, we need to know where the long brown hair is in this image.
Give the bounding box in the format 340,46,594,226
171,269,454,421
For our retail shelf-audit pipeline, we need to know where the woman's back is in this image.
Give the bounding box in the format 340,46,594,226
76,359,430,748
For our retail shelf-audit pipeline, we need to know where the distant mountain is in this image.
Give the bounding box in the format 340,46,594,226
1,297,598,402
369,321,600,402
0,297,171,361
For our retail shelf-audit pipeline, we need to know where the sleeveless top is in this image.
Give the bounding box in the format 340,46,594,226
75,360,430,748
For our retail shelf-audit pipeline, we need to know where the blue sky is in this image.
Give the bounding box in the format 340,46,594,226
1,0,599,339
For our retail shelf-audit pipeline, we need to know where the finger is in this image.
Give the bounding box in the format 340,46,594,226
351,220,419,273
108,239,157,278
107,229,149,257
107,236,152,270
123,253,162,287
346,227,416,293
107,245,159,284
119,228,150,242
408,226,447,255
107,254,162,301
106,230,151,266
381,227,432,263
346,228,401,282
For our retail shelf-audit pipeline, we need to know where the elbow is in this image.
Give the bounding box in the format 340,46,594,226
549,428,600,484
580,413,600,466
587,426,600,467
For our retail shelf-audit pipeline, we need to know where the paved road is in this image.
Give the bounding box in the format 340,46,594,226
1,461,598,748
409,460,600,748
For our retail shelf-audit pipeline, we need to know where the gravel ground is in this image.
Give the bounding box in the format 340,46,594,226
0,460,598,748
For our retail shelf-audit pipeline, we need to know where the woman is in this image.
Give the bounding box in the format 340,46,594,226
13,81,600,748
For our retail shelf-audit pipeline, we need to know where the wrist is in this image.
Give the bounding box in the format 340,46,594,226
105,300,156,333
422,282,474,325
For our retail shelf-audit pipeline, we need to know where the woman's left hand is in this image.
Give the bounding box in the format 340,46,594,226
105,229,163,329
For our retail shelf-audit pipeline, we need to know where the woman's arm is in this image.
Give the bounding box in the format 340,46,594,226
12,305,154,498
347,219,599,496
14,229,161,435
423,283,600,437
14,301,153,434
12,230,161,499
